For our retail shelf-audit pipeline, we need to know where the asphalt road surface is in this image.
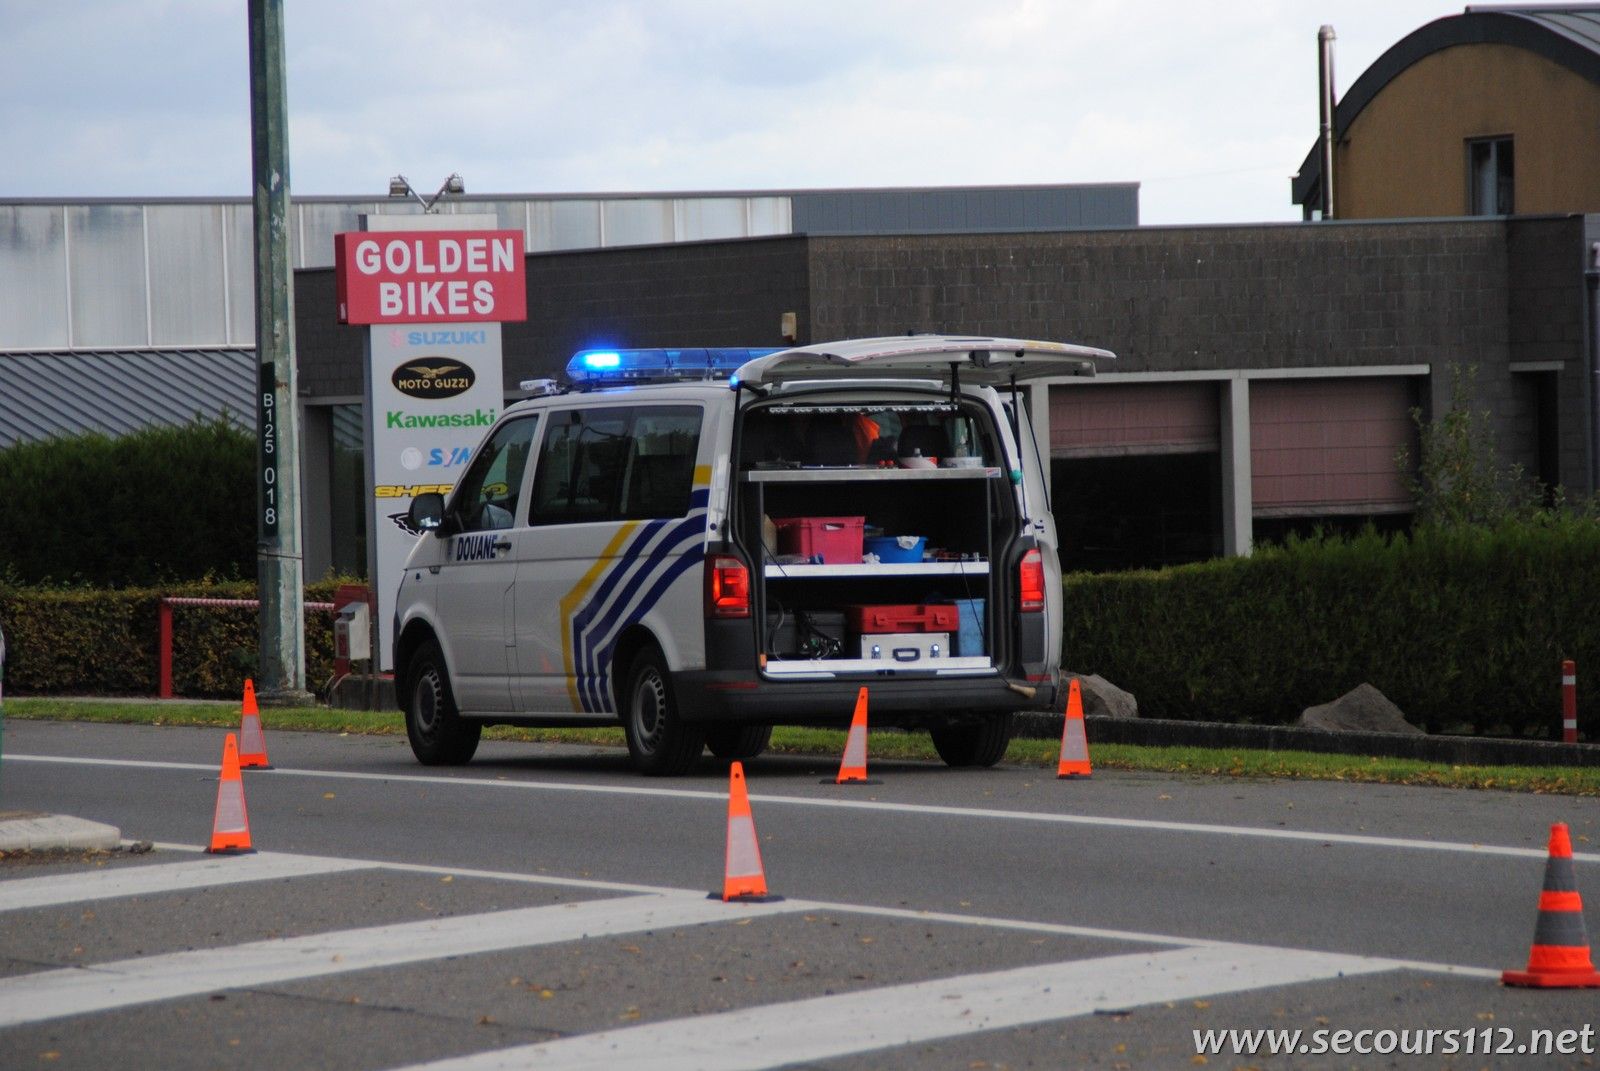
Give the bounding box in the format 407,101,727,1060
3,718,1599,1070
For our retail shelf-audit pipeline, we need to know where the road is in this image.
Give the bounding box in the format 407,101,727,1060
2,718,1598,1069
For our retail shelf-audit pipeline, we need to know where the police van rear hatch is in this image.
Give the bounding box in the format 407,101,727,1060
733,335,1112,390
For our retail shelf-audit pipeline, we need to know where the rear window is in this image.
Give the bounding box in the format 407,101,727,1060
739,401,996,470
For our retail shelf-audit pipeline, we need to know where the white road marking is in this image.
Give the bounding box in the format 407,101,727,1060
148,842,1502,980
0,891,803,1029
7,752,1591,864
0,852,375,912
390,945,1396,1071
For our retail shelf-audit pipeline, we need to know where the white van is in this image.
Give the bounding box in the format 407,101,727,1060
395,335,1111,775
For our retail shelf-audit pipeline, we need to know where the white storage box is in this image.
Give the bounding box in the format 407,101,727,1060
859,632,951,663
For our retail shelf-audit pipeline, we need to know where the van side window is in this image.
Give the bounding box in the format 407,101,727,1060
452,416,540,531
529,405,701,524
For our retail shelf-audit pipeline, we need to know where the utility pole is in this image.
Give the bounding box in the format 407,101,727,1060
248,0,311,705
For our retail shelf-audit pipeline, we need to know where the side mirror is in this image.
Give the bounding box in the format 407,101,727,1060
408,492,447,536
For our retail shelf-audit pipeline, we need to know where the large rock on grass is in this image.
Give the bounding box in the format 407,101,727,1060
1067,673,1139,719
1296,683,1423,735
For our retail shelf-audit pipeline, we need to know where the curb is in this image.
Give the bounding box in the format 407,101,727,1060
0,811,122,853
1014,712,1600,768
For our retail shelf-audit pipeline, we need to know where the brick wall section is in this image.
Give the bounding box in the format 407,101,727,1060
1506,216,1589,486
806,221,1519,372
505,236,810,385
294,218,1592,486
806,218,1589,486
292,266,362,399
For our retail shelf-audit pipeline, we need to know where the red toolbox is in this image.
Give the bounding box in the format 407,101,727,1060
845,603,959,634
773,516,865,563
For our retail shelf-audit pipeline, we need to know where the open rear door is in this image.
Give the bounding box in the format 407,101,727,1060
734,335,1114,390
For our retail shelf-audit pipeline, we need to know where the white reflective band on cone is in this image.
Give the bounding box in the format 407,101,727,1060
725,815,763,878
214,785,248,833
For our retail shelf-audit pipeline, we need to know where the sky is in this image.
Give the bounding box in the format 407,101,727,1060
0,1,1481,225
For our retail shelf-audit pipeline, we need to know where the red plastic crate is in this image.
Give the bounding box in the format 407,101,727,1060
773,516,865,563
845,603,959,634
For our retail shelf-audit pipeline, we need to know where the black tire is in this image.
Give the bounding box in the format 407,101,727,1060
704,724,773,762
930,712,1013,768
403,639,481,765
622,647,704,776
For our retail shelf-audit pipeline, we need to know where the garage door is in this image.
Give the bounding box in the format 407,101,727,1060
1250,378,1415,516
1049,382,1218,458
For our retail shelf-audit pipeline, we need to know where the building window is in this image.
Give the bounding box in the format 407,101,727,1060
1468,137,1514,215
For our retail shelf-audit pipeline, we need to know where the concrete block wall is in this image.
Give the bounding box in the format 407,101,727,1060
292,217,1593,492
503,236,810,385
806,217,1591,489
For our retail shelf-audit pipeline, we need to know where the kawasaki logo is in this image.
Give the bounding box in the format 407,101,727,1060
385,408,496,429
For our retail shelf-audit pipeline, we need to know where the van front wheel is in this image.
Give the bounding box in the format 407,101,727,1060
930,712,1013,768
622,648,704,776
404,639,481,766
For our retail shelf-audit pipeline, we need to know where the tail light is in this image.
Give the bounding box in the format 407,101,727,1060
705,554,751,618
1018,548,1045,613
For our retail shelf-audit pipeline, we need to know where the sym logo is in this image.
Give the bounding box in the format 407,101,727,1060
392,357,477,400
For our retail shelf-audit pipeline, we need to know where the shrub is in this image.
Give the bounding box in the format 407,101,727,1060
1062,518,1600,737
0,417,254,586
0,579,349,699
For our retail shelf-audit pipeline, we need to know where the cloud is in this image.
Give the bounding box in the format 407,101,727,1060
0,0,1468,222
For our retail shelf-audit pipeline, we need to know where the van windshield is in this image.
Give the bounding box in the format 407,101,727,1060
739,401,995,470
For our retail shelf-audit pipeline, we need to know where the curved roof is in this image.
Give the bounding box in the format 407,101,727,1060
1292,5,1600,206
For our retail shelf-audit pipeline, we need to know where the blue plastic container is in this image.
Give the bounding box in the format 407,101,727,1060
955,598,985,655
864,535,926,563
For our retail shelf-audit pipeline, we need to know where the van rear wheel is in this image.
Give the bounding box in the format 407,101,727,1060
705,724,772,762
622,648,704,776
404,639,481,765
930,712,1013,768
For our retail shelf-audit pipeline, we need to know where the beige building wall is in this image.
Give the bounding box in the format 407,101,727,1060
1337,43,1600,219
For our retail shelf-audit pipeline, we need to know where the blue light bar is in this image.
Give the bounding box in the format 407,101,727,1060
566,348,780,387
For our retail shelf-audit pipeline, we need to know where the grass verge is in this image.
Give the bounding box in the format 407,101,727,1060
5,698,1597,796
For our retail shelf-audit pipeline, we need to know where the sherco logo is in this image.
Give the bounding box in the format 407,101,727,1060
385,408,496,430
374,484,453,498
392,357,476,400
407,330,487,346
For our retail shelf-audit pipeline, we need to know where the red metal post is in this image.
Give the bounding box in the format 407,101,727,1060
158,599,174,699
1563,659,1578,744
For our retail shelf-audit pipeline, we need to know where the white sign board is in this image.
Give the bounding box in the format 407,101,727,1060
357,213,507,672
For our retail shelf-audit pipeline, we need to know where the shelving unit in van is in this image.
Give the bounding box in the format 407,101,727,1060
740,466,1004,678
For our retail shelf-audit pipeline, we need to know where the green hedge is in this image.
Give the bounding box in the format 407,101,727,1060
0,418,253,586
0,580,347,699
1062,519,1600,737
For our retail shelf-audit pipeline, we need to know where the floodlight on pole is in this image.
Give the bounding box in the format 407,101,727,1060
387,173,466,213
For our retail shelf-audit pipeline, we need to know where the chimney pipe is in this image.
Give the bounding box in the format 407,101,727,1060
1318,24,1337,220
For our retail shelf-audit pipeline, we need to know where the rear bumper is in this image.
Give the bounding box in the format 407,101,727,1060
675,668,1059,727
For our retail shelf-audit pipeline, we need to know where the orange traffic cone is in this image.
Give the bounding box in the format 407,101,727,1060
715,761,780,902
207,733,255,855
1056,677,1092,779
238,678,272,769
1503,822,1600,987
828,687,880,785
